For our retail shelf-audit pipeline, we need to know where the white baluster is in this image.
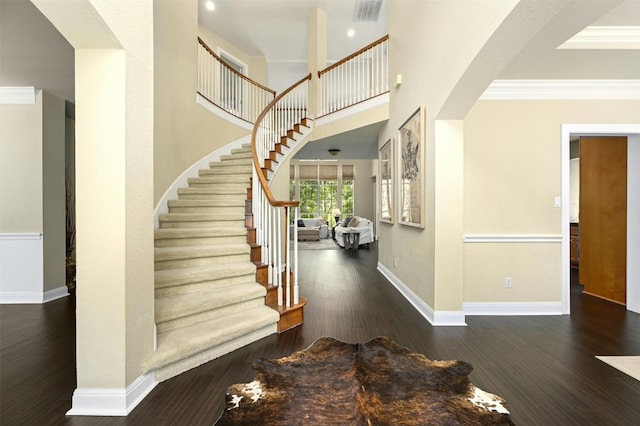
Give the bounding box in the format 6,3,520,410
285,207,291,309
276,208,283,306
293,206,299,305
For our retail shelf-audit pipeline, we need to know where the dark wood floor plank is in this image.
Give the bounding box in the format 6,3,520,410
1,244,639,425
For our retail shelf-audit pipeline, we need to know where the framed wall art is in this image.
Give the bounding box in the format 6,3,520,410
398,106,425,228
379,138,394,224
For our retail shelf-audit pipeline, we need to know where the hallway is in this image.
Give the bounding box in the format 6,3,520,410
1,244,639,425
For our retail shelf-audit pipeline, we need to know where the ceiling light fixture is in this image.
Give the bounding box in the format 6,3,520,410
347,29,355,38
205,1,215,11
328,149,341,156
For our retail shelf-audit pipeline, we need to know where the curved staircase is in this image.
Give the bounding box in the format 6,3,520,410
145,119,311,381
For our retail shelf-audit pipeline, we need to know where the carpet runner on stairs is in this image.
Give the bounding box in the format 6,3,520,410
145,143,280,382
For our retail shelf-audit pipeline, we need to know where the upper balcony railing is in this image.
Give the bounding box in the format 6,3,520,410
317,35,389,118
197,37,276,123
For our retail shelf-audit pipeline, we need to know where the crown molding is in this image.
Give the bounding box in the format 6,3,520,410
480,80,640,100
0,87,38,104
558,26,640,50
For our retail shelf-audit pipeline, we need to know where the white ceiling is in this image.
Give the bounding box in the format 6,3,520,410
198,0,389,63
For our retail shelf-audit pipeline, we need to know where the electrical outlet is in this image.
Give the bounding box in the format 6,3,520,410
394,259,397,267
505,277,512,288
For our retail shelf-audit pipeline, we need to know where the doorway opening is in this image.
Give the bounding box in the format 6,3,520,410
561,124,640,315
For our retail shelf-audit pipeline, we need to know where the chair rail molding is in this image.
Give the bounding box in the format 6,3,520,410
463,234,562,243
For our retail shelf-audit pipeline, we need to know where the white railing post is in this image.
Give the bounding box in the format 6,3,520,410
293,206,299,305
276,207,283,305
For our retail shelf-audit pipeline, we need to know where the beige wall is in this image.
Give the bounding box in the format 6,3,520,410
198,24,267,87
383,1,517,310
41,91,66,292
463,99,640,303
154,0,250,205
0,93,43,233
0,90,66,293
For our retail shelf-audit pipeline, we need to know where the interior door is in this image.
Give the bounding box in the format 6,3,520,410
579,136,627,304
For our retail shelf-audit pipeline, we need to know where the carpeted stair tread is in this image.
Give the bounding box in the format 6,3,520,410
177,187,246,196
154,228,246,249
155,282,267,323
209,160,252,167
168,199,244,208
219,153,252,162
144,306,279,373
159,212,244,223
199,166,252,176
188,176,251,186
155,227,246,238
155,262,256,289
155,243,249,262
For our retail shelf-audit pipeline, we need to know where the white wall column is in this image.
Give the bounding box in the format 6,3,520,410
433,120,465,325
307,8,327,119
31,0,155,415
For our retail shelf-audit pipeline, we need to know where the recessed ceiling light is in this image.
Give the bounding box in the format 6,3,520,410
205,1,215,11
347,29,355,38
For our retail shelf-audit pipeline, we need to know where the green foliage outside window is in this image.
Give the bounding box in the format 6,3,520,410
290,165,354,226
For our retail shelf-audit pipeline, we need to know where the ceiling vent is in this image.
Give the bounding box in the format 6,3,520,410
353,0,382,22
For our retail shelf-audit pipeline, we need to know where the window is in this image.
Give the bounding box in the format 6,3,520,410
290,164,354,226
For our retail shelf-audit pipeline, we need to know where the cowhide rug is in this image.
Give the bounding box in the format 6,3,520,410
215,336,514,425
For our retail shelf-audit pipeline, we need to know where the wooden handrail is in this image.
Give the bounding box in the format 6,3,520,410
198,37,276,95
318,34,389,78
251,73,311,208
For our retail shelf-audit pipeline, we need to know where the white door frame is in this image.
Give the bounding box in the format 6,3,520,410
561,124,640,315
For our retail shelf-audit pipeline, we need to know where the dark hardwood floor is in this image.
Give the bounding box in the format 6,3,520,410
2,244,639,425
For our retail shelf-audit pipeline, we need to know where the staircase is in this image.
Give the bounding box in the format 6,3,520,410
144,119,311,382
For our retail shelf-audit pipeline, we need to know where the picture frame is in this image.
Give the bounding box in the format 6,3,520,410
379,138,394,223
398,106,425,228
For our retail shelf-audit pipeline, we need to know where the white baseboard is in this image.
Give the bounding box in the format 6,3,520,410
0,291,44,304
43,286,69,302
377,262,467,327
66,372,157,416
463,302,564,316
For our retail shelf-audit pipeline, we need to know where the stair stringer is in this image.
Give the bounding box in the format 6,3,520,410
153,134,252,229
262,120,314,183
